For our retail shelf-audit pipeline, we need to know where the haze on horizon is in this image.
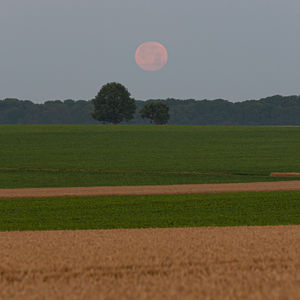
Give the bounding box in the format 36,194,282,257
1,0,300,103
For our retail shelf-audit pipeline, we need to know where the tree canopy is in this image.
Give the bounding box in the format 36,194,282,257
140,101,170,124
91,82,136,124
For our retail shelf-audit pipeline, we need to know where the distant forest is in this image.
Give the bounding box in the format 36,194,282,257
0,95,300,125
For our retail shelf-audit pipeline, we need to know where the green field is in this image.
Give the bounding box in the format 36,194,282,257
0,191,299,231
0,125,300,188
1,125,299,232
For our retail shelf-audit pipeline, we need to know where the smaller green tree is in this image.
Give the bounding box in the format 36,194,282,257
140,101,170,124
92,82,136,124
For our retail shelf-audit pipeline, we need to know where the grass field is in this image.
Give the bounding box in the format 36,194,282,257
0,125,300,188
1,191,299,231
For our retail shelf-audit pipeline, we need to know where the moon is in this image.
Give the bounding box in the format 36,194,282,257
135,42,168,71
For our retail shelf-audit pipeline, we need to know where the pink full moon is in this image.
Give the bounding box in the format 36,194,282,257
135,42,168,71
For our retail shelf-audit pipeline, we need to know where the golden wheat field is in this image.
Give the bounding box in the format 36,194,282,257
1,226,300,300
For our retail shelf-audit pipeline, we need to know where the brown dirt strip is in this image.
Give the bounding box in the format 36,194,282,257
270,172,300,177
1,226,300,300
0,180,300,198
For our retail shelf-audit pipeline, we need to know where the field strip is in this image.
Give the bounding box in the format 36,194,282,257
1,226,300,299
270,172,300,177
0,180,300,198
0,167,233,176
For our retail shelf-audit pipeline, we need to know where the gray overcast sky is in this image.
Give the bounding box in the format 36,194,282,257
1,0,300,102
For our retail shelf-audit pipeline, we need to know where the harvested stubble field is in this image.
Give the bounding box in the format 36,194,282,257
1,226,300,300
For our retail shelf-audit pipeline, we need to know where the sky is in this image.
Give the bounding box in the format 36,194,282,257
1,0,300,103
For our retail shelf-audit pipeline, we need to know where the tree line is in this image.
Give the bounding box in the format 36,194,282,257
1,84,300,125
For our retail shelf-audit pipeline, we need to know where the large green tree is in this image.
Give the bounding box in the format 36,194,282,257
140,101,170,124
92,82,136,124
